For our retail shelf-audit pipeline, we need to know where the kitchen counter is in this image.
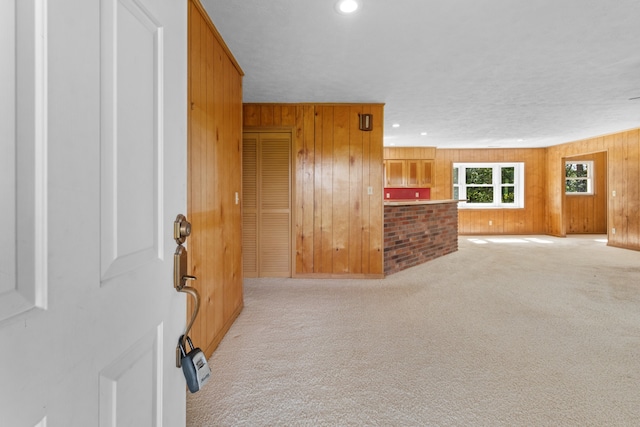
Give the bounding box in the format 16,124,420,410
384,200,459,275
384,199,460,206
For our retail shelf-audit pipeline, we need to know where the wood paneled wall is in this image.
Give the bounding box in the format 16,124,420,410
546,128,640,250
431,148,547,234
564,152,607,234
384,147,436,159
243,103,385,277
188,0,244,358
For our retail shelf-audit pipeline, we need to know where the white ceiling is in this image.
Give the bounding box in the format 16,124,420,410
201,0,640,148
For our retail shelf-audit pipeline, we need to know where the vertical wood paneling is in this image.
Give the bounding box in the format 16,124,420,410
434,148,547,234
384,147,436,159
332,106,351,273
243,104,260,126
188,0,243,358
360,105,372,274
229,47,243,318
593,151,607,233
291,105,303,274
204,19,219,347
272,105,282,126
260,106,274,126
368,105,384,274
349,106,363,273
291,105,316,274
187,5,204,347
546,127,640,251
313,108,324,272
320,106,335,272
281,105,296,126
627,130,639,248
615,133,627,246
244,103,384,277
301,105,316,273
609,134,624,244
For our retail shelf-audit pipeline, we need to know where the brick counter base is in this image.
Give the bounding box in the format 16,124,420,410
384,202,459,275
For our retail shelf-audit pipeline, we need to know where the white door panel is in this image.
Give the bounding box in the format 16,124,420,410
0,0,187,425
101,0,163,281
0,0,48,323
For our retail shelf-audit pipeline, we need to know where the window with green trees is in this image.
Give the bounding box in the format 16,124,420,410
453,163,524,208
565,161,593,195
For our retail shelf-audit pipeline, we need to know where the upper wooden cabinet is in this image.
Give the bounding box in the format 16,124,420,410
384,147,436,188
385,160,406,186
385,159,434,188
408,159,433,187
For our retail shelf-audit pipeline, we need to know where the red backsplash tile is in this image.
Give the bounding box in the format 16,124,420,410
384,187,431,200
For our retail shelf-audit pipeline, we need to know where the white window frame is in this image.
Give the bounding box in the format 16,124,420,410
565,160,594,195
453,162,525,209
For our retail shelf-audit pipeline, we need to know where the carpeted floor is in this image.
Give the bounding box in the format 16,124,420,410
187,235,640,426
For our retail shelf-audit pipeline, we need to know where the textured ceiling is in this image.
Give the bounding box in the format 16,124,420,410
201,0,640,148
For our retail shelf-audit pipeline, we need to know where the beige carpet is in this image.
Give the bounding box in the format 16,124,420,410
187,235,640,426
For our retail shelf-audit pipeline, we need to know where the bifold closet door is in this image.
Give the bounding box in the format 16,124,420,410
243,132,291,277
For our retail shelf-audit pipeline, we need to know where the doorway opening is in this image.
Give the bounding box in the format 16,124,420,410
562,151,608,235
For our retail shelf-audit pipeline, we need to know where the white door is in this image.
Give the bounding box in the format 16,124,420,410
1,0,188,425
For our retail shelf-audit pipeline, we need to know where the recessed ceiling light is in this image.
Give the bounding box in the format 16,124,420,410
392,123,400,128
421,132,427,136
517,139,524,142
335,0,360,14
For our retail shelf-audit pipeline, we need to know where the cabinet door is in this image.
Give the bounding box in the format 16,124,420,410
385,160,406,186
407,160,420,186
421,160,434,187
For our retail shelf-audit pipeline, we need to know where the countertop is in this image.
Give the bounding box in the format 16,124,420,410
383,199,460,206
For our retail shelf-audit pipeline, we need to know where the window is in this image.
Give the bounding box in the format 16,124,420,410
453,163,524,208
565,161,593,195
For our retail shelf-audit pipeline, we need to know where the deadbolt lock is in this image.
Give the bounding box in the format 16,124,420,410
174,214,191,245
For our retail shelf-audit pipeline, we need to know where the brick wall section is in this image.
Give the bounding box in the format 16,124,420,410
384,202,459,275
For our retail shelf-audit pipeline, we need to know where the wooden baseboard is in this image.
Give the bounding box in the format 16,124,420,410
292,273,385,279
203,301,244,359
